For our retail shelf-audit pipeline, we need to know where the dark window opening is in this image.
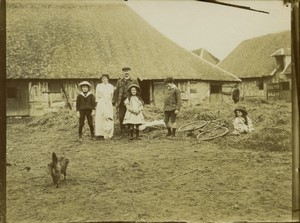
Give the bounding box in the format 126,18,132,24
49,82,62,93
138,80,151,104
281,82,290,90
7,87,17,98
257,80,264,90
210,84,222,94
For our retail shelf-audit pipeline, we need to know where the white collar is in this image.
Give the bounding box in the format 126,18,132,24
80,92,91,98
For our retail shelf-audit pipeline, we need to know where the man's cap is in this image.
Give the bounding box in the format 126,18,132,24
122,67,131,71
164,77,174,84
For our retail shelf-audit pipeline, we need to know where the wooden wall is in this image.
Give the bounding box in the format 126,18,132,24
6,80,30,116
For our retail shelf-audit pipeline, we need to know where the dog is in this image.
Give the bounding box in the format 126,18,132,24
48,152,69,188
103,117,114,140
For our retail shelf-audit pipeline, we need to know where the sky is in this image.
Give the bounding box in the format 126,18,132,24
126,0,291,60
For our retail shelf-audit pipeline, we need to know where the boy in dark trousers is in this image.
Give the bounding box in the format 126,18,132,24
163,77,182,137
76,81,96,141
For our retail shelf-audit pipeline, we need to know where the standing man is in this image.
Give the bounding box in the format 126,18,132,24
163,77,182,137
232,84,240,104
114,67,139,134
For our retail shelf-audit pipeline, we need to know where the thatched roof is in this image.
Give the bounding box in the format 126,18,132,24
7,0,240,82
192,48,220,65
218,31,291,78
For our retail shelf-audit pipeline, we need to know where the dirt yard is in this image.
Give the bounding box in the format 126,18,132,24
6,100,292,223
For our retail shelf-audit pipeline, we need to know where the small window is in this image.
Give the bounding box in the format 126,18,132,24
190,89,197,93
210,84,222,94
7,87,17,98
281,82,290,90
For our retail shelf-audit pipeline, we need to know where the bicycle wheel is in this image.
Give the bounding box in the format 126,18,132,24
197,126,229,141
201,121,221,131
178,120,207,132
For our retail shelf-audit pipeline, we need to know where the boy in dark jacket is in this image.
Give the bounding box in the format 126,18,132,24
232,84,240,104
76,81,96,141
163,77,182,137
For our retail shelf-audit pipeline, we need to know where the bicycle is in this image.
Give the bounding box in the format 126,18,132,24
178,120,229,141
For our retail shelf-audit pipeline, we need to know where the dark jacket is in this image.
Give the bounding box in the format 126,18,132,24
114,77,139,107
163,86,182,111
76,92,96,111
232,88,240,102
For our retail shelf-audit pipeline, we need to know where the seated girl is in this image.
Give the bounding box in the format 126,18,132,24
232,106,254,135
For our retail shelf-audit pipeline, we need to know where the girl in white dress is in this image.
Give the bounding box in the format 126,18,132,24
123,84,145,140
232,106,254,135
95,74,115,140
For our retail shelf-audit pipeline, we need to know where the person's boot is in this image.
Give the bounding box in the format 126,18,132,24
79,126,83,141
135,129,141,140
166,127,172,137
90,127,95,140
172,128,176,137
129,129,134,140
90,134,95,140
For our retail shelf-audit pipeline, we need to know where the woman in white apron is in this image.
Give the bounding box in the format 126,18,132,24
95,74,115,139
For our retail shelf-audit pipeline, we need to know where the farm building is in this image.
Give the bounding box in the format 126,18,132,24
6,1,240,116
218,31,291,101
192,48,220,65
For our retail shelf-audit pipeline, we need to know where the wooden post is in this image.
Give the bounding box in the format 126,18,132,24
187,80,191,106
291,0,300,220
0,0,6,222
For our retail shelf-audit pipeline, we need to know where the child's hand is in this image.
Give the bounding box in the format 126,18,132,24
92,110,95,116
77,111,80,118
174,110,179,115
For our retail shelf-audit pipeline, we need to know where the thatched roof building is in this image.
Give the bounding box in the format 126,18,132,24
7,0,239,82
192,48,220,65
218,31,291,78
218,31,291,101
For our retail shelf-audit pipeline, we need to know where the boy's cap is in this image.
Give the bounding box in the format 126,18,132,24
234,106,247,116
78,81,92,87
127,83,140,92
164,77,174,84
122,67,131,71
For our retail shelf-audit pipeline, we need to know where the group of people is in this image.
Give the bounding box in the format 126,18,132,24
75,67,182,141
75,67,253,141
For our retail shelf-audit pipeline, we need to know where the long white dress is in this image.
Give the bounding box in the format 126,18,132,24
95,83,115,139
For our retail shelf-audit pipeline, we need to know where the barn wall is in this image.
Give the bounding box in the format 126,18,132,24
241,78,267,99
6,80,30,116
153,80,216,110
221,83,238,103
28,79,117,115
184,81,210,105
10,79,239,116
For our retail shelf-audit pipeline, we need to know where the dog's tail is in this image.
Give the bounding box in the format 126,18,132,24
52,152,58,164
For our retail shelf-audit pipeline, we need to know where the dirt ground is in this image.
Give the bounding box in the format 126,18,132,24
6,100,292,223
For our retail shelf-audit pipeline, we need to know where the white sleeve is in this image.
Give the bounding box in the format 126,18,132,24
95,84,101,102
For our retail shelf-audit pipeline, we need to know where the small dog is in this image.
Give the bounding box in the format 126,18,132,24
103,117,114,140
48,152,69,188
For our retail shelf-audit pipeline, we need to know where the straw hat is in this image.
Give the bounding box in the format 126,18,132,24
127,83,140,93
234,106,248,116
78,81,92,89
